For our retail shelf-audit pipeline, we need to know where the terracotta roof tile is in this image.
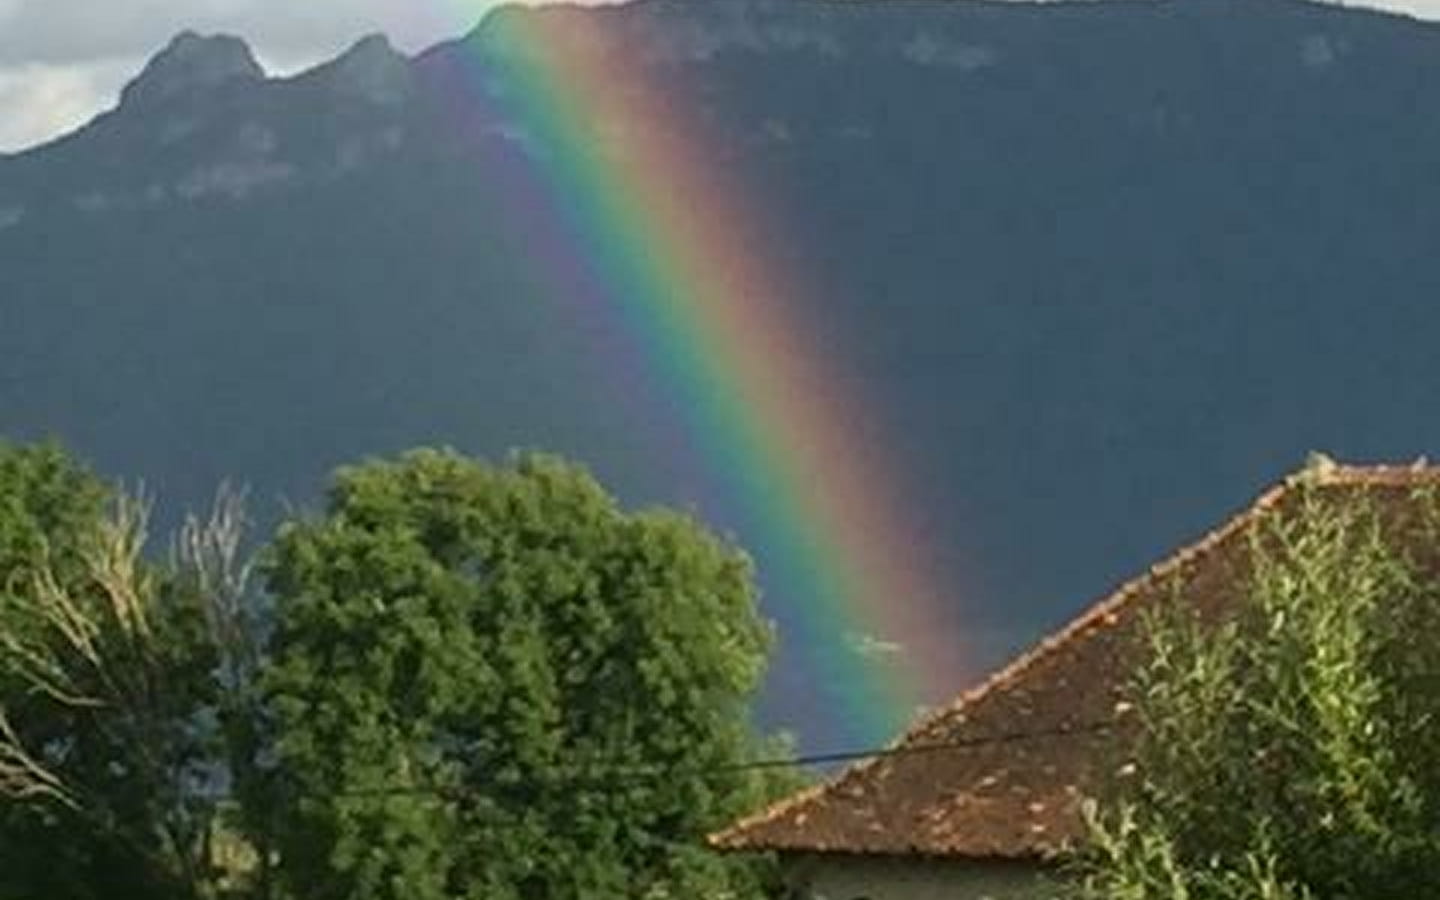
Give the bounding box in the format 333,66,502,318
712,461,1440,859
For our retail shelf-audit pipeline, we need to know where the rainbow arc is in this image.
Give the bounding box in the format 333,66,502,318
438,5,969,746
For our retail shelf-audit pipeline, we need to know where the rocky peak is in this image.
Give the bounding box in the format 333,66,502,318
120,31,265,108
313,33,413,105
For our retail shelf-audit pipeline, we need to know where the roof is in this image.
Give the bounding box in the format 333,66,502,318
712,459,1440,860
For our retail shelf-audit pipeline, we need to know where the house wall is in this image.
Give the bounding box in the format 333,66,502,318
785,853,1064,900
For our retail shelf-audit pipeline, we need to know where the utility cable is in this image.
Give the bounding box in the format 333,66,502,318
299,717,1120,799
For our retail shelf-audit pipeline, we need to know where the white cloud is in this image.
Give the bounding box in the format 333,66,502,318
1377,0,1440,16
0,0,505,67
0,0,491,152
4,0,638,65
0,58,139,153
846,631,906,660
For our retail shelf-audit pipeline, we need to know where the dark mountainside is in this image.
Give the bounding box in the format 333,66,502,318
4,0,1440,748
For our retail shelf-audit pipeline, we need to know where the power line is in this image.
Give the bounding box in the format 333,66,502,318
298,718,1118,800
721,718,1114,772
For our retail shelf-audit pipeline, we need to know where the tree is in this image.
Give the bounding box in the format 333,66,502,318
258,449,792,900
0,441,264,900
0,439,108,596
1077,483,1440,899
0,440,146,899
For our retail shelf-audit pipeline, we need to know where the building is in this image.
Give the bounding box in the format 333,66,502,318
711,460,1440,900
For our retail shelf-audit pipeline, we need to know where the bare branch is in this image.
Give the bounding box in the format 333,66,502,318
86,489,154,643
0,709,77,809
174,483,259,690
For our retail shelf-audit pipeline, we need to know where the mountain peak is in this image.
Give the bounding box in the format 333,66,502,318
311,33,413,105
348,32,399,56
120,31,265,109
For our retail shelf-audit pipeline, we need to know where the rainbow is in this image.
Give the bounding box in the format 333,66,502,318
439,3,969,747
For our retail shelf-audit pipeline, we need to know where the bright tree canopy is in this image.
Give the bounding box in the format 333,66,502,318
260,449,791,900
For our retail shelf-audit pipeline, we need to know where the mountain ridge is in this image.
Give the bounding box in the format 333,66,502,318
7,0,1440,208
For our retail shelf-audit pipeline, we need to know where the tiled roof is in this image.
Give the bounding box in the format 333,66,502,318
712,461,1440,859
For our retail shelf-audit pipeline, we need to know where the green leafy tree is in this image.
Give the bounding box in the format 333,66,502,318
0,439,108,596
0,441,104,896
1077,483,1440,899
0,441,264,900
258,449,792,900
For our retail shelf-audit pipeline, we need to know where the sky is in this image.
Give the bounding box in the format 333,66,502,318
0,0,525,152
1,0,1439,152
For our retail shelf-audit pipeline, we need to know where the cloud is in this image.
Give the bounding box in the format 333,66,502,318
0,58,139,153
0,0,499,152
845,631,906,660
0,0,626,151
1380,0,1440,16
0,0,479,66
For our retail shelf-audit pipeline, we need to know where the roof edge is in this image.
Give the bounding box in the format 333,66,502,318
713,459,1440,854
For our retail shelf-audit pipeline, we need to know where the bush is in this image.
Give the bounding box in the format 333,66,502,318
1078,483,1440,899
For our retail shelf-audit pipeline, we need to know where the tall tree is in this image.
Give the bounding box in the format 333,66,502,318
259,449,790,900
0,441,262,900
1078,484,1440,899
0,440,144,899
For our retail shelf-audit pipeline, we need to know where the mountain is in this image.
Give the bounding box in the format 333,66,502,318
5,0,1440,748
119,31,267,109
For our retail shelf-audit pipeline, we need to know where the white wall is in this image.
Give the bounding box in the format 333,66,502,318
786,853,1063,900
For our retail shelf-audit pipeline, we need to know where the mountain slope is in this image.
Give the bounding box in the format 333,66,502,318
4,0,1440,746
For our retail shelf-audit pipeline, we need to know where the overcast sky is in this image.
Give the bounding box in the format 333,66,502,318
1,0,1438,153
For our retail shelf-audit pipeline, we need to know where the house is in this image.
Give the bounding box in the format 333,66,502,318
711,460,1440,900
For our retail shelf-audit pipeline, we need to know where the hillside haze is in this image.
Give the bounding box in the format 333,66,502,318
4,0,1440,748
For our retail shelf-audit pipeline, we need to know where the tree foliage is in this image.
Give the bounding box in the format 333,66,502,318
1078,484,1440,900
257,449,789,900
0,440,108,597
0,444,793,899
0,441,264,900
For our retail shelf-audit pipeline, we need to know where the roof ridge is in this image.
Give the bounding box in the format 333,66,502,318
1317,460,1439,484
713,463,1328,850
713,459,1440,851
900,480,1289,737
896,457,1440,742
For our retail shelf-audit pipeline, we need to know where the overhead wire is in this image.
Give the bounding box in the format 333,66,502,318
281,718,1120,800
